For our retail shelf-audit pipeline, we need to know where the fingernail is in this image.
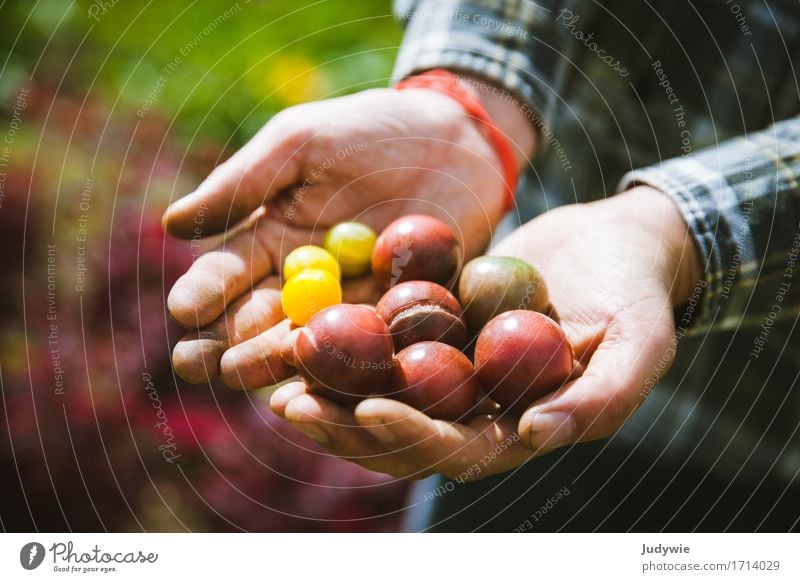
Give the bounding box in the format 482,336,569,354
163,195,197,233
526,410,575,450
366,422,396,444
167,192,197,213
291,422,329,443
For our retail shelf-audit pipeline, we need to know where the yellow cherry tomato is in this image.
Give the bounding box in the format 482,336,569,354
323,222,377,277
281,268,342,325
283,245,341,282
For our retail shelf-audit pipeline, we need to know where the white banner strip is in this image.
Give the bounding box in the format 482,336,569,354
1,533,797,581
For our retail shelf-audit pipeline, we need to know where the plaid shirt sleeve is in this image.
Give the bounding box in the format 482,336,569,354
619,117,800,336
391,0,572,118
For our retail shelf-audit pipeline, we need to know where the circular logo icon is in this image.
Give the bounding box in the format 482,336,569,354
20,542,45,570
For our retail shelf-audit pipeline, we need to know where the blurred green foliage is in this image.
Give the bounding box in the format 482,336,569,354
1,0,401,145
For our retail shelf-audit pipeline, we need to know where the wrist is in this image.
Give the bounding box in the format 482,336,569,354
451,73,537,171
613,186,704,307
396,69,528,211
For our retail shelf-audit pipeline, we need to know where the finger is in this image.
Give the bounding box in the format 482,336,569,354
167,214,275,327
355,398,533,479
217,277,377,389
220,319,297,389
168,215,320,328
284,394,428,479
519,301,675,451
171,277,283,383
270,381,312,419
279,327,302,366
162,114,309,238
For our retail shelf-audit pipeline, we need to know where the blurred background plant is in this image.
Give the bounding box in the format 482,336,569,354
0,0,410,531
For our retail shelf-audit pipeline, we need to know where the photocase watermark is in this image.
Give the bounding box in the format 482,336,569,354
513,485,571,531
676,279,708,332
458,76,573,173
750,223,800,359
0,86,30,212
142,372,181,463
75,176,93,294
518,278,545,309
719,198,754,300
530,108,573,172
309,327,399,372
137,2,248,118
724,0,752,36
20,542,46,570
138,74,170,120
556,9,629,78
396,8,529,40
38,540,158,574
46,243,66,396
642,278,707,397
422,433,520,500
189,199,209,261
651,60,693,156
390,240,412,287
283,141,369,220
87,0,121,22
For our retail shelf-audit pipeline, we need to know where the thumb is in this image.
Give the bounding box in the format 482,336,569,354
518,303,676,452
162,112,311,239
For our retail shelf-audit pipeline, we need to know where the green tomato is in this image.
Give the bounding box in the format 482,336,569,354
323,222,377,278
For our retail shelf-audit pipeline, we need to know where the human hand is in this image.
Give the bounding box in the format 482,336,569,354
269,186,703,480
164,83,534,387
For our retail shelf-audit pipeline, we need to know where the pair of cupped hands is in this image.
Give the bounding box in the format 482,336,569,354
164,85,701,481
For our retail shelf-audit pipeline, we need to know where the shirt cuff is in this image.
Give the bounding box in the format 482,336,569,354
391,0,561,133
618,149,759,333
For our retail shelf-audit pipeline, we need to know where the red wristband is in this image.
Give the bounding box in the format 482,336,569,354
395,69,519,211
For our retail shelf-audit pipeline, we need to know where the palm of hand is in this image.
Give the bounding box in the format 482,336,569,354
163,77,693,481
264,88,506,258
269,190,687,481
164,88,505,389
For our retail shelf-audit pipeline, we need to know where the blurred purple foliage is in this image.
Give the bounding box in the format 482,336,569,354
0,86,408,532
